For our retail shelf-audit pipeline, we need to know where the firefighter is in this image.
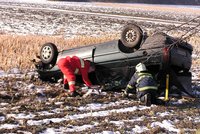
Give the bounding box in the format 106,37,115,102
123,63,158,106
57,56,95,97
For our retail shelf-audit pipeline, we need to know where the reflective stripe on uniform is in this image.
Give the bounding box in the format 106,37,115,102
74,68,79,74
136,73,153,83
136,75,153,83
138,73,152,76
127,84,134,89
79,58,85,68
137,86,158,92
68,81,75,85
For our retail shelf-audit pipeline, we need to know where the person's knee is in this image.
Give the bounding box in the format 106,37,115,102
137,91,147,99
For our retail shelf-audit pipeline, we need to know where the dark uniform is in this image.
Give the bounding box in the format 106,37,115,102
128,71,157,96
124,68,158,106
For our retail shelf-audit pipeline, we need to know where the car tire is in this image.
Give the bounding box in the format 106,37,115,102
120,24,143,49
40,43,58,65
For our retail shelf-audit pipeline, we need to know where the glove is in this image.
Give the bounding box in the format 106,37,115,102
123,86,131,97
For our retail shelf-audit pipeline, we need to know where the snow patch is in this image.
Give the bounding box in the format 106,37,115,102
97,131,120,134
27,106,150,126
151,120,180,133
8,68,22,74
0,103,9,106
131,125,149,133
110,121,124,126
157,111,171,117
78,100,131,111
0,124,19,129
0,116,5,122
7,113,36,119
0,70,6,77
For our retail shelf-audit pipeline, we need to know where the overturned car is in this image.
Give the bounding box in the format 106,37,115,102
35,24,193,96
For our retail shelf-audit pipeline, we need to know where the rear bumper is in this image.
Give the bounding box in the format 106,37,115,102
170,70,193,96
170,46,192,71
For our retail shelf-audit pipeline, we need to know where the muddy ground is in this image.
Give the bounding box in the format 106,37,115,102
0,71,200,133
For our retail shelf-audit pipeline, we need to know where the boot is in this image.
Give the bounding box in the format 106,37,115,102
63,84,69,90
140,93,152,106
67,90,80,97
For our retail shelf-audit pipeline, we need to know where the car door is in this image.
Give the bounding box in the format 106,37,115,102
93,40,130,86
93,40,129,71
57,45,94,61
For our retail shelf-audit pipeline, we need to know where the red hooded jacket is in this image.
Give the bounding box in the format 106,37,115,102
57,56,92,92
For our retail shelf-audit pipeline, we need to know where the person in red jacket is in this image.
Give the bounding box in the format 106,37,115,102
57,56,95,97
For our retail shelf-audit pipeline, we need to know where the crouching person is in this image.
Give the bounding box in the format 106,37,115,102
57,56,95,97
124,63,158,106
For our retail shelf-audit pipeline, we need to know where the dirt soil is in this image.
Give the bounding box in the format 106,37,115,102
0,73,200,133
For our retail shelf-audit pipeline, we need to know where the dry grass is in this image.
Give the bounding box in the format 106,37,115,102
0,34,119,71
0,32,199,71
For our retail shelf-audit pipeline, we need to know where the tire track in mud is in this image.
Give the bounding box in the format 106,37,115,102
0,97,149,132
2,107,199,134
0,71,199,133
0,103,161,133
0,92,199,133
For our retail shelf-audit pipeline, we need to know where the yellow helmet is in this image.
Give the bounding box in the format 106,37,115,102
135,63,147,72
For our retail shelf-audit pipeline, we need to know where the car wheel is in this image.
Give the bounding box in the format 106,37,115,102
121,24,143,49
40,43,58,65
